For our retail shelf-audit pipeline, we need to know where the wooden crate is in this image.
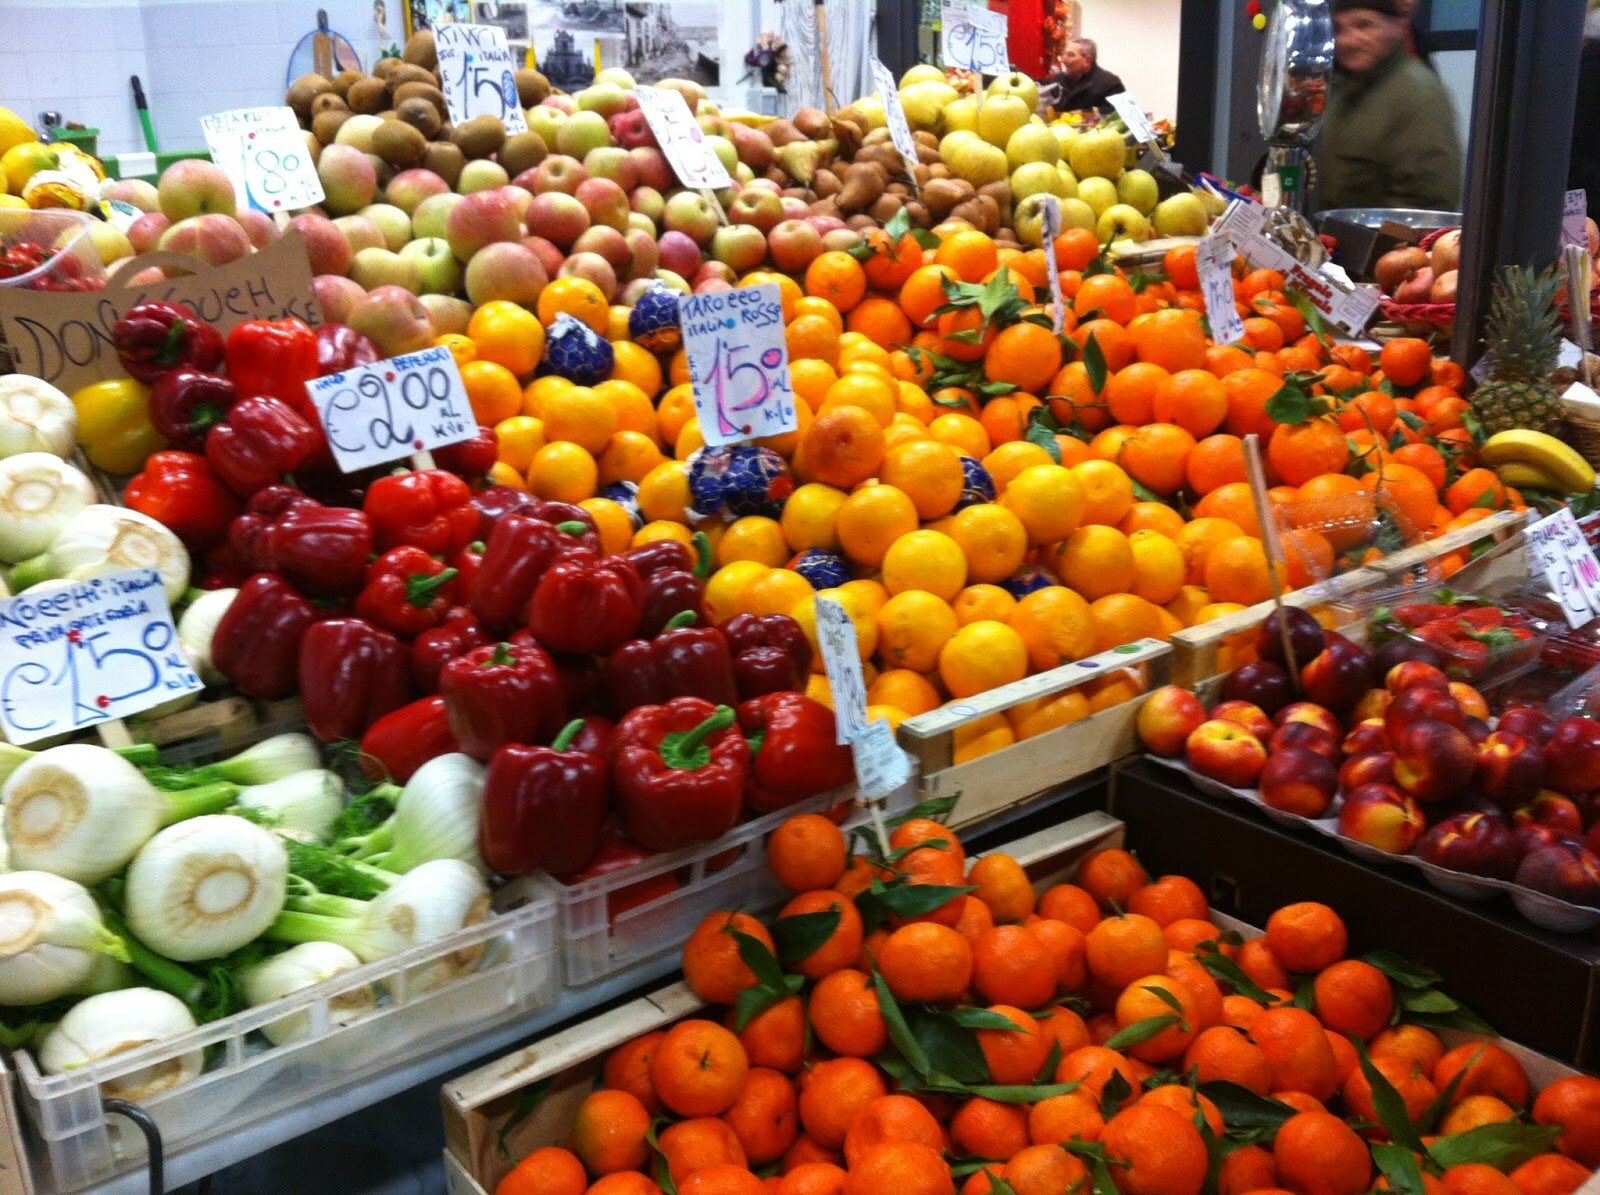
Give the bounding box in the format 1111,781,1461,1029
0,1058,33,1195
440,812,1127,1195
896,638,1171,831
1367,508,1532,582
87,694,304,761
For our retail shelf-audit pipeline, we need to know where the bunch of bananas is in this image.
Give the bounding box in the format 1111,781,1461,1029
1482,430,1597,495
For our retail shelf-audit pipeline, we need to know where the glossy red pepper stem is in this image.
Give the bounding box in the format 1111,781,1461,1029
691,531,713,579
659,705,736,771
556,520,589,535
405,568,458,607
550,719,585,752
663,610,698,631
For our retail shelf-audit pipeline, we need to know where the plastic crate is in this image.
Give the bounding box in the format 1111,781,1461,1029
555,782,915,987
13,884,561,1192
0,209,105,291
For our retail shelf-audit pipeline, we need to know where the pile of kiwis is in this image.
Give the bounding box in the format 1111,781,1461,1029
285,29,553,187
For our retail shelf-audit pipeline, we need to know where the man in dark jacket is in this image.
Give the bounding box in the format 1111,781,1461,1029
1318,0,1462,211
1043,39,1125,115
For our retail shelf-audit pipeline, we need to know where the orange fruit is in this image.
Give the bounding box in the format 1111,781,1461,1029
1105,362,1170,425
1439,1095,1517,1137
1379,337,1432,386
842,1142,954,1195
1126,876,1207,927
950,1096,1030,1162
809,968,889,1058
1268,418,1350,486
847,296,914,350
842,1095,946,1169
1534,1075,1600,1167
1027,1092,1103,1146
1085,913,1168,989
1074,273,1137,324
1114,974,1200,1061
1432,1042,1531,1108
805,251,867,312
837,484,919,568
972,927,1058,1010
1131,309,1208,372
1183,1026,1273,1095
496,1146,587,1195
1507,1154,1592,1195
798,406,886,489
1038,884,1103,934
779,889,863,981
882,529,967,601
778,1164,847,1195
684,912,777,1005
1008,586,1096,670
1370,1024,1446,1078
940,619,1028,698
1140,1085,1222,1137
1119,423,1196,495
1053,525,1136,601
877,922,973,1003
798,1058,889,1149
1077,849,1149,911
1272,1111,1371,1195
936,228,1000,283
1343,1051,1438,1126
1311,959,1394,1041
769,815,848,894
1151,370,1228,438
721,1069,800,1167
1362,461,1441,534
1100,1102,1208,1195
1205,536,1277,606
570,1089,654,1175
1251,1007,1340,1101
987,323,1064,393
538,277,609,333
735,997,805,1076
651,1020,750,1117
1006,1144,1090,1195
1222,369,1286,440
881,439,964,519
861,226,924,290
901,265,960,329
968,854,1035,923
1264,902,1348,973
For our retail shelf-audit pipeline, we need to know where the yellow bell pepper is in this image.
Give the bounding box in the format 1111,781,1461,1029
72,378,167,474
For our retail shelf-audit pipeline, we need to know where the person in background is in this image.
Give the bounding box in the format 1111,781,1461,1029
1394,0,1432,66
1569,0,1600,220
1318,0,1462,211
1041,38,1125,115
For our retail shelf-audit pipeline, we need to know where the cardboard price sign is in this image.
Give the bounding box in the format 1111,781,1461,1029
1214,200,1379,335
1197,235,1246,345
1564,189,1589,250
635,87,733,190
680,283,798,446
851,717,913,799
815,597,868,744
940,1,1009,73
0,568,201,745
435,24,529,134
870,58,921,183
306,344,477,472
0,229,321,394
1528,508,1600,628
1107,93,1158,146
201,106,324,213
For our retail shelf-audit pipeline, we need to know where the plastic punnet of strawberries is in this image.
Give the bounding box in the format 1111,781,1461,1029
0,240,106,291
1370,591,1545,682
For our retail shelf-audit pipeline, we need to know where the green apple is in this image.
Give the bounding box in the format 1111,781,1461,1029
1154,192,1210,237
1055,163,1079,199
1068,128,1127,181
1051,124,1079,158
1012,193,1053,247
987,72,1041,112
901,82,959,134
1011,160,1068,201
1117,169,1160,216
901,64,947,87
1097,203,1152,243
1060,197,1097,231
976,94,1031,148
1077,175,1119,217
595,67,637,88
944,97,979,134
947,139,1009,187
1006,124,1060,170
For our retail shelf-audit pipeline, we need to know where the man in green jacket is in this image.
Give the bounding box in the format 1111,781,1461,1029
1318,0,1463,212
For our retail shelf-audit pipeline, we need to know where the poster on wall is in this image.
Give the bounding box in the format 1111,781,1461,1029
623,1,721,88
472,0,631,77
407,0,473,35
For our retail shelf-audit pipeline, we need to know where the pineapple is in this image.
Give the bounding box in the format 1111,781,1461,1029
1472,265,1565,436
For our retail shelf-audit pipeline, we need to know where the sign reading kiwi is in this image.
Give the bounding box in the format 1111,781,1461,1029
201,106,325,214
434,23,529,135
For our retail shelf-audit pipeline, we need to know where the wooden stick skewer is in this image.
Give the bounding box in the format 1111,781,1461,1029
1243,434,1302,685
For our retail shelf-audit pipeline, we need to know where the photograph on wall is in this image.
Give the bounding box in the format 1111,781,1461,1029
509,0,626,38
624,1,720,87
406,0,472,35
474,0,531,41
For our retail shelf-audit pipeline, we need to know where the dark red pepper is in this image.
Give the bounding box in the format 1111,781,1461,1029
451,540,484,598
364,469,482,557
314,323,380,375
225,318,321,424
737,692,854,812
123,451,241,551
438,640,567,760
226,485,321,573
567,715,614,758
262,504,373,598
526,551,642,655
148,368,236,450
612,698,750,852
471,485,538,530
468,514,584,631
206,395,322,496
606,611,738,711
359,696,460,783
433,426,498,485
724,613,814,701
637,569,711,638
560,827,682,920
481,720,610,877
410,606,490,693
625,531,711,583
111,301,223,383
298,618,412,742
210,573,319,698
355,546,459,638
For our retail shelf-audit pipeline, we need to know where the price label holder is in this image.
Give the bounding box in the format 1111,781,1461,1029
0,569,202,745
1040,197,1066,334
815,597,868,744
1564,189,1589,249
680,283,798,447
940,0,1009,74
1529,508,1600,628
636,87,733,192
306,344,477,472
1197,235,1245,345
1106,92,1158,147
201,106,324,214
871,58,921,189
435,24,529,133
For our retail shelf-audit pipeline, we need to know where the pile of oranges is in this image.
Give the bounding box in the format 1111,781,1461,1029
436,220,1525,742
492,814,1600,1195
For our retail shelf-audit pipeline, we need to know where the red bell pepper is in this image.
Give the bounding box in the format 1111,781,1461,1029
210,573,320,698
481,720,610,877
612,698,749,851
206,395,322,496
359,695,459,783
314,323,380,375
111,301,223,383
723,613,813,701
526,551,642,656
438,640,567,760
148,368,236,451
298,617,412,742
411,606,489,693
226,318,321,424
636,568,711,638
560,828,682,921
452,540,484,597
737,692,854,812
550,647,608,716
606,611,738,711
226,485,321,573
124,451,242,551
471,485,538,530
433,426,499,485
568,715,614,757
364,468,481,557
624,531,710,581
468,514,585,631
355,546,459,638
262,503,373,598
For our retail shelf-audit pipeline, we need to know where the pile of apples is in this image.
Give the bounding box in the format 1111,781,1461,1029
1137,605,1600,911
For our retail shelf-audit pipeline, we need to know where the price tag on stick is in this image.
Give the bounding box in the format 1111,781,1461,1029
871,58,921,189
1106,92,1159,147
1528,508,1600,628
0,569,202,745
1040,197,1066,334
680,284,798,447
815,597,868,744
201,106,324,213
305,345,477,473
1563,189,1590,250
851,718,913,800
435,24,528,133
940,1,1009,73
1197,235,1246,345
635,87,733,190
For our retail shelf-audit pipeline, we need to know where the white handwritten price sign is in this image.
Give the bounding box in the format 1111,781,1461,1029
1529,508,1600,628
851,717,913,799
635,87,733,191
940,1,1009,74
870,58,921,183
1564,189,1589,250
435,24,529,134
0,569,201,745
201,106,324,214
1107,93,1158,146
815,597,868,744
1041,197,1065,334
680,284,798,447
1197,235,1245,345
306,345,477,473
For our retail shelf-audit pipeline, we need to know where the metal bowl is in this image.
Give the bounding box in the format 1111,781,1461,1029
1315,207,1463,231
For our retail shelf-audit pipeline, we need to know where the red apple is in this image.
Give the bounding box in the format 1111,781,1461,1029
1186,719,1270,788
1339,784,1426,853
1342,718,1391,758
1498,706,1556,744
1268,722,1341,764
1222,660,1294,716
1340,751,1397,792
1393,719,1478,803
1300,637,1376,712
1260,747,1338,817
1274,701,1343,740
1513,791,1586,837
1212,701,1273,743
1545,717,1600,793
1386,661,1450,694
1462,717,1491,745
1136,686,1208,757
1385,685,1465,742
1417,811,1521,879
1257,607,1325,668
1476,731,1546,810
767,218,825,273
1515,841,1600,907
1586,822,1600,856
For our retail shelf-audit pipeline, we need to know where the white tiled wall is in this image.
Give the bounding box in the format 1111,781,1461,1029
0,0,150,157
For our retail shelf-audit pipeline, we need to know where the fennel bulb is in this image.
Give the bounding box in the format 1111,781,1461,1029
184,733,322,788
124,816,289,962
178,588,237,687
10,505,189,603
0,377,75,460
353,754,487,876
239,942,374,1045
38,988,202,1101
238,770,344,841
2,745,237,884
0,453,94,563
0,872,128,1005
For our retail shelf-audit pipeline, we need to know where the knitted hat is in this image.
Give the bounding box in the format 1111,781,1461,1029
1332,0,1401,14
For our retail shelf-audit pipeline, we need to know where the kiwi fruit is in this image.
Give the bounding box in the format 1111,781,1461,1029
312,110,352,144
330,70,365,98
346,77,389,114
286,74,334,119
372,56,405,81
310,93,348,118
452,114,506,160
389,63,437,88
515,69,550,107
498,131,548,178
394,96,442,139
422,142,466,188
372,119,427,168
393,81,447,118
403,30,437,69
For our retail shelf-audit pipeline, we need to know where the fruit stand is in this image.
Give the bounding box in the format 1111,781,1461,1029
1,3,1600,1193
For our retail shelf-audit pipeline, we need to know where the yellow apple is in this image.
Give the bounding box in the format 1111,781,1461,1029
1068,128,1126,181
1077,175,1119,217
976,94,1031,148
1,142,59,195
947,139,1009,187
1117,169,1160,216
901,82,960,134
1097,203,1152,243
1154,192,1210,237
1010,161,1068,201
987,72,1041,112
1055,163,1080,198
944,97,979,134
1060,197,1097,231
901,64,948,87
1005,124,1060,170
